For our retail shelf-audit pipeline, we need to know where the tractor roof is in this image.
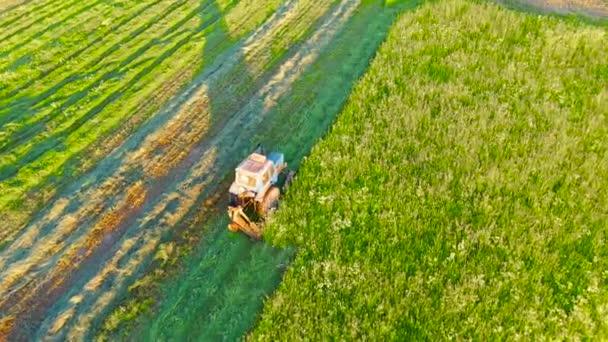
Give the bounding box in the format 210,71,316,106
236,153,270,175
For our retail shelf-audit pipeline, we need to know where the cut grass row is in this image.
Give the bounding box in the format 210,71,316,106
253,0,608,339
0,0,37,15
0,0,289,243
0,0,154,90
0,0,80,44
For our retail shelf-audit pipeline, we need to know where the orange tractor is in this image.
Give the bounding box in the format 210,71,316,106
227,146,295,239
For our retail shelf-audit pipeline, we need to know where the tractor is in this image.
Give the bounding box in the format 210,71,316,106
227,146,295,239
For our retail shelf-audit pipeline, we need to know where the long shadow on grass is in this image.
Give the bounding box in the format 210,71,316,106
0,0,218,179
0,0,105,63
0,0,81,43
116,1,424,340
0,0,60,29
0,1,246,339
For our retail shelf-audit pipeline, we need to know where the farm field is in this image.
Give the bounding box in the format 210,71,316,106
0,0,606,340
0,0,418,340
252,0,608,339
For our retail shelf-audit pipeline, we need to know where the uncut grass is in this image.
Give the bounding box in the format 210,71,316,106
253,0,608,339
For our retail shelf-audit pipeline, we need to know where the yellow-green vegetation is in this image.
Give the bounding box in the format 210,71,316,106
0,0,284,244
98,1,417,339
254,0,608,339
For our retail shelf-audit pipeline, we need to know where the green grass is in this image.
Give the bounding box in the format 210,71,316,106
0,0,285,244
97,1,415,339
490,0,608,25
253,0,608,339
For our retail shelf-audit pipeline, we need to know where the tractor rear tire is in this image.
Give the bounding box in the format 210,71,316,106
228,193,238,207
258,186,280,217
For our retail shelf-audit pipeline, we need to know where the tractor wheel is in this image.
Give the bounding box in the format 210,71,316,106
258,186,280,217
228,193,238,207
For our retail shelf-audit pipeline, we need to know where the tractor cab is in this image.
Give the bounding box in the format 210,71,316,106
229,152,284,201
227,149,293,240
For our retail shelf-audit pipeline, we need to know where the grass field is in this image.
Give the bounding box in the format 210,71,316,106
0,0,606,340
252,0,608,339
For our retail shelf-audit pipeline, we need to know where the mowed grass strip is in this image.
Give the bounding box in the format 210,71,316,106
0,0,80,42
253,0,608,339
0,0,214,233
0,0,158,92
0,0,257,243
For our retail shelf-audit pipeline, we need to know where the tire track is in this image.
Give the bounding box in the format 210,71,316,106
187,247,292,341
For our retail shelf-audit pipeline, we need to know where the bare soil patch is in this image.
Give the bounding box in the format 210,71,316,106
501,0,608,18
